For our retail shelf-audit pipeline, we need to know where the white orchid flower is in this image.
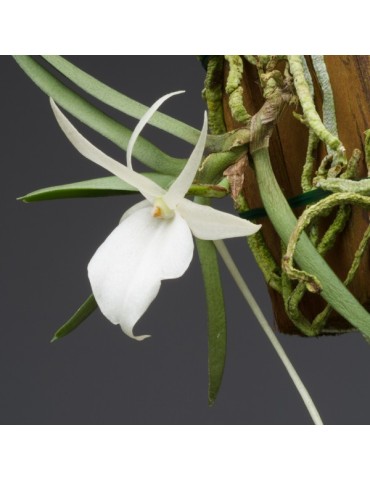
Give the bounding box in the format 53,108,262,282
50,92,261,340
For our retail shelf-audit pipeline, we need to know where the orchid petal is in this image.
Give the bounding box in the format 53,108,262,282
127,91,185,169
119,199,151,223
88,207,194,340
177,198,261,240
163,112,208,209
50,98,165,202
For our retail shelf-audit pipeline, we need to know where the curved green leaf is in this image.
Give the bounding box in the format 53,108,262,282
19,176,229,203
195,197,227,406
42,55,201,145
19,174,174,202
13,56,186,176
51,294,97,343
253,147,370,338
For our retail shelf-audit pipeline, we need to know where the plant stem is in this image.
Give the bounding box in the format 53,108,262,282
214,240,323,425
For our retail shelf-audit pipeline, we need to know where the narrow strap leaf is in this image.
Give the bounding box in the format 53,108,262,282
253,147,370,338
239,188,332,221
42,55,201,145
51,294,97,343
13,56,185,176
19,176,229,203
195,197,227,406
18,174,174,202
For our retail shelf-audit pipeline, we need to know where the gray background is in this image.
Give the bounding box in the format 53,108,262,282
1,55,369,425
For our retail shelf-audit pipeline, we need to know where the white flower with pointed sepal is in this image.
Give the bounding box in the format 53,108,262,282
50,92,261,340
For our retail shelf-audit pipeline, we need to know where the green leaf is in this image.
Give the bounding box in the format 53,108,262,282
13,56,186,176
253,147,370,338
195,198,227,406
19,176,229,203
51,294,97,343
42,55,201,146
239,188,332,221
19,174,174,202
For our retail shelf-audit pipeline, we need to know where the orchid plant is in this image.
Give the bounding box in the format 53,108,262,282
20,55,370,426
